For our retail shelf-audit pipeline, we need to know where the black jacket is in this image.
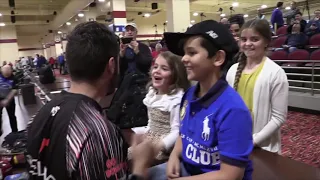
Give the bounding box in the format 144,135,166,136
119,42,152,86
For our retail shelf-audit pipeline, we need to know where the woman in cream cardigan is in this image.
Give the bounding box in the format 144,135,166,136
227,19,289,153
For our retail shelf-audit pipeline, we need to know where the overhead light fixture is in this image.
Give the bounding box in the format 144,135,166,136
220,13,226,17
261,5,267,9
57,31,62,34
244,14,249,18
166,20,168,23
144,13,151,17
78,13,84,17
98,0,105,1
232,2,239,7
0,23,5,26
66,22,71,25
193,12,199,16
190,20,195,23
285,6,291,10
0,13,2,16
75,18,78,22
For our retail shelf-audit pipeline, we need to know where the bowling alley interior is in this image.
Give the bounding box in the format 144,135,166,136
0,0,319,179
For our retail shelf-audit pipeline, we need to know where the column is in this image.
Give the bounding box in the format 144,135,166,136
110,0,127,33
55,34,63,56
166,0,190,32
85,8,97,22
0,25,19,64
43,35,52,59
48,33,57,58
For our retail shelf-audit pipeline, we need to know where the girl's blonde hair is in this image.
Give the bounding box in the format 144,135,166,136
147,51,190,94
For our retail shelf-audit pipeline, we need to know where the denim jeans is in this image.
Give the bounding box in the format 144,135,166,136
148,162,190,180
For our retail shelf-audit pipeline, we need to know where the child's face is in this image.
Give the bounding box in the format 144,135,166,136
151,55,172,93
182,36,215,81
240,28,267,59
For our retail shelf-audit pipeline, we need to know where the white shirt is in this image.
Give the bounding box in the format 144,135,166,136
132,87,184,150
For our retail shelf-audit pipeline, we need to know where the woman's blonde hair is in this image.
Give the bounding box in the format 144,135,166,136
147,51,190,94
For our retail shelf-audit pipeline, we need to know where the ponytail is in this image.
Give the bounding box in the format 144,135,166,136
233,52,247,91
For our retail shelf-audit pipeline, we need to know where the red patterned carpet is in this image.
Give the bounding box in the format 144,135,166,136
281,111,320,168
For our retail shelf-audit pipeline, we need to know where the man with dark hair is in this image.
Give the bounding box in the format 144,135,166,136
271,1,284,29
27,21,156,180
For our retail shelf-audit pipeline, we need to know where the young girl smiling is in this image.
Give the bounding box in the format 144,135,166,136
149,20,253,180
130,51,190,160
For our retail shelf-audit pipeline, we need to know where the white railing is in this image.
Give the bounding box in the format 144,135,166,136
274,60,320,95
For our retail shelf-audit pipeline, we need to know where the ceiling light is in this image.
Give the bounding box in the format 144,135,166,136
190,20,195,23
98,0,105,2
166,20,168,23
189,24,193,27
285,6,291,10
232,2,239,7
193,12,199,16
75,18,78,22
243,14,249,18
220,13,226,17
66,22,71,25
0,13,2,16
78,13,84,17
57,31,62,34
0,23,5,26
261,5,267,9
144,13,151,17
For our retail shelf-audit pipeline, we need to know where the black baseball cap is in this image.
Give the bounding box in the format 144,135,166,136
164,20,239,57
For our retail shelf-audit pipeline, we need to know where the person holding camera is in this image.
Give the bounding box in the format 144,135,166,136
119,23,153,85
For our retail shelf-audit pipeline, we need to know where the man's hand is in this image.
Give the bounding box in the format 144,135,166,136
131,135,157,176
120,43,127,57
0,99,9,107
130,41,139,54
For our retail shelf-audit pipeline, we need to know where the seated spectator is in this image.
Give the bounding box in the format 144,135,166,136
287,12,307,34
152,43,162,60
229,14,245,42
276,22,308,52
305,9,320,37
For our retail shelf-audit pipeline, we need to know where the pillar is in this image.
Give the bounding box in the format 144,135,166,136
0,25,19,64
110,0,127,33
55,34,63,56
85,8,97,22
166,0,190,32
47,33,57,58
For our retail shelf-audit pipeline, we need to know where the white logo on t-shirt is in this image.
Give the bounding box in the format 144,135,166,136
201,116,211,141
51,106,60,116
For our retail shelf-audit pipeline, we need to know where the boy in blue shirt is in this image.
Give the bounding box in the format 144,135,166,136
148,20,253,180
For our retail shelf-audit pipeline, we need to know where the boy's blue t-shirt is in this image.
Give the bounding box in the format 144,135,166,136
179,78,253,180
